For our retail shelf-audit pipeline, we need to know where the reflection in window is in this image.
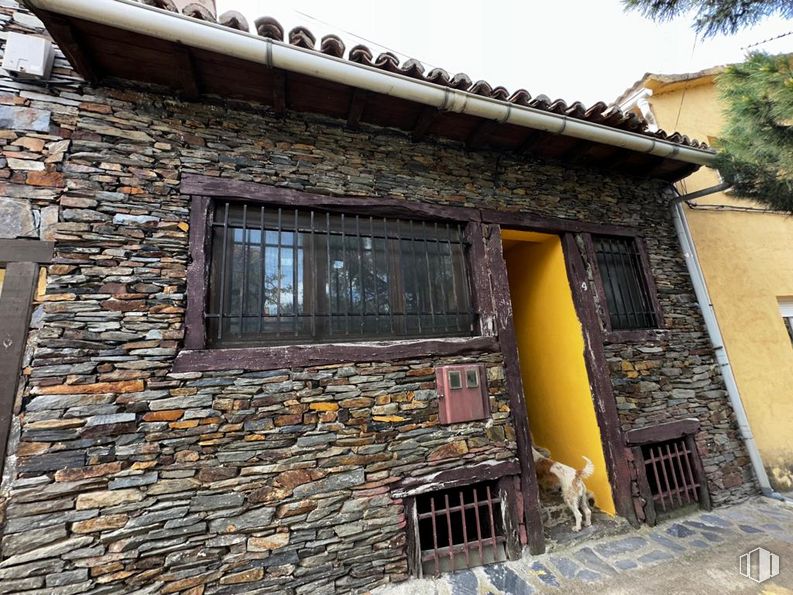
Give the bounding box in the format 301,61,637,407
206,203,475,346
593,235,658,330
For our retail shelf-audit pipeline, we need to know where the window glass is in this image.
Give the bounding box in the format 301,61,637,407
206,203,475,346
593,235,658,330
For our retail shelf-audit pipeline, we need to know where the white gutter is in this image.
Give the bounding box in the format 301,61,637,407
672,199,784,501
28,0,717,167
617,88,659,133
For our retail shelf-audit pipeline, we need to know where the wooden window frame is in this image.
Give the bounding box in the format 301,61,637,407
0,240,53,479
393,461,522,578
176,178,498,373
625,419,711,525
582,233,665,343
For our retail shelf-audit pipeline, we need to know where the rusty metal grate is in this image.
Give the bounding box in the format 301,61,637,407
415,481,507,576
641,437,701,515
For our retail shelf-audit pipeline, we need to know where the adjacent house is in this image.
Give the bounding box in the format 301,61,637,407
0,1,758,592
617,66,793,499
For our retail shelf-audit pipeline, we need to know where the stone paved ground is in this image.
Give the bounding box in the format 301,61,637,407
375,497,793,594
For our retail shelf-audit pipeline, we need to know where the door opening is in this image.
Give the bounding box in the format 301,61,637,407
502,230,615,528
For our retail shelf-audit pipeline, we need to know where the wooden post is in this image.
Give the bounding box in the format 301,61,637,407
184,195,210,350
561,233,638,525
482,223,545,555
0,262,39,477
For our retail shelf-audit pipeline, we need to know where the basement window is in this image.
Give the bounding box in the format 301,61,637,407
413,481,508,576
641,437,703,518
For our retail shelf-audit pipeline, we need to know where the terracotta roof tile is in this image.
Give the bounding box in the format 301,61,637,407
320,34,345,58
132,1,708,149
255,16,284,41
219,10,248,32
289,26,316,49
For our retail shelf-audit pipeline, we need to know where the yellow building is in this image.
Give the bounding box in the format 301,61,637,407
617,67,793,496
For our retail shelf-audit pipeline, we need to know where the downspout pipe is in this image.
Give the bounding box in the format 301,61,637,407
672,192,785,502
26,0,718,167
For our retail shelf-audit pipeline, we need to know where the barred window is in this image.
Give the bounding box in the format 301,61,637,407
592,235,658,330
206,202,475,346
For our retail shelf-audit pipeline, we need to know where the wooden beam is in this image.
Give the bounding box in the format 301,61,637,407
465,120,498,150
561,233,638,526
0,262,38,479
625,419,701,446
37,12,100,84
556,139,593,161
483,224,545,555
411,106,440,142
392,460,521,497
517,130,549,155
346,88,370,129
184,195,210,350
181,174,480,223
175,44,200,101
174,335,499,373
633,155,667,179
603,151,640,173
272,69,287,115
0,240,54,264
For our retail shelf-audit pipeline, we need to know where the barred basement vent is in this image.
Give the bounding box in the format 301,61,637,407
641,437,703,518
413,481,508,577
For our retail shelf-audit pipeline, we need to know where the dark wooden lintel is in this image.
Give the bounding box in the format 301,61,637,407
346,88,370,129
175,44,200,101
412,106,440,142
0,240,54,264
174,335,499,372
181,174,480,223
272,69,287,115
392,460,520,497
625,419,701,446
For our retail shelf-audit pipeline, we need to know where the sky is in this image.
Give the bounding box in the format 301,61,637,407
216,0,792,107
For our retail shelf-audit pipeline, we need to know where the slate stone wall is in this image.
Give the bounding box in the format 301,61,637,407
0,2,757,593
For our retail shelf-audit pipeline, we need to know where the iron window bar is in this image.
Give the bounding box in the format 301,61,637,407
415,481,507,577
206,202,476,346
641,437,701,514
592,235,658,330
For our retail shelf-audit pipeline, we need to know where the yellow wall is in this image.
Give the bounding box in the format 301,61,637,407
503,230,615,513
648,80,793,492
0,268,4,297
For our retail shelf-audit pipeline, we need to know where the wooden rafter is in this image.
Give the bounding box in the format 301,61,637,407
272,69,287,115
411,106,440,142
175,44,200,100
346,88,369,129
40,13,99,84
465,120,498,150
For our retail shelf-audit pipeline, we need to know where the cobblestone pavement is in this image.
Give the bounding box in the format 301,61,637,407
376,497,793,594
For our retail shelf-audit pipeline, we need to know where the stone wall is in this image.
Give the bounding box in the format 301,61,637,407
0,2,757,593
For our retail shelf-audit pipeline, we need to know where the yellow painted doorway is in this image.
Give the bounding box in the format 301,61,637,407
503,230,615,515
